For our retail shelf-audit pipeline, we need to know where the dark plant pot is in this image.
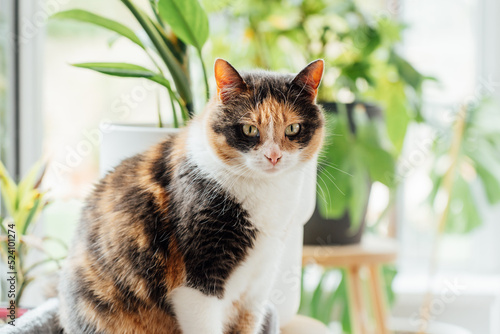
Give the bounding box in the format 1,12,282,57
320,101,382,130
303,206,366,245
303,101,380,245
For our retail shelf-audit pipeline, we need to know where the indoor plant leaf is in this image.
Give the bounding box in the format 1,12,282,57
444,176,482,234
472,147,500,204
317,112,351,218
73,62,188,117
120,0,193,112
73,62,160,78
347,150,370,231
158,0,209,51
310,269,328,319
361,146,395,187
52,9,144,48
0,161,18,216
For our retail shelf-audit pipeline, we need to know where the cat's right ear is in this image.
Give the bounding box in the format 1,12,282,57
214,59,247,103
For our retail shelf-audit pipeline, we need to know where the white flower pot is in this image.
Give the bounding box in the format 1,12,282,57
99,123,317,327
99,123,179,177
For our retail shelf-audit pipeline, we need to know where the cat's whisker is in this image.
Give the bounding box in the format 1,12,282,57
319,168,345,196
317,160,353,177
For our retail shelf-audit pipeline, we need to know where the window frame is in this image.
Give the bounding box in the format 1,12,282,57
1,0,43,181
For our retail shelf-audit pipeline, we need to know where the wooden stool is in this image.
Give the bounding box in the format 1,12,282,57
302,236,397,334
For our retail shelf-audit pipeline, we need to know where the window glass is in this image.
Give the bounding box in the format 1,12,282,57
398,0,500,274
0,1,13,169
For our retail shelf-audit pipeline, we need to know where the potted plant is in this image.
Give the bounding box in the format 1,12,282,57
209,0,428,244
52,0,210,175
0,161,66,324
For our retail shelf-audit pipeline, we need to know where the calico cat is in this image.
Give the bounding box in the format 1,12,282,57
58,59,325,334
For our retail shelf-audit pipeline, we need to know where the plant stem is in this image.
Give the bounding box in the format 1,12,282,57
24,257,65,278
198,49,210,101
156,91,163,128
168,90,179,128
121,0,193,113
418,105,467,334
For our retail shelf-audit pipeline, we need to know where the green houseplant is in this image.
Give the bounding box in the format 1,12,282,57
53,0,211,127
52,0,210,175
209,0,428,243
0,161,66,320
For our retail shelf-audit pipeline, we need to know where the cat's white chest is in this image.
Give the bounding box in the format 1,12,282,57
232,170,306,234
219,167,312,323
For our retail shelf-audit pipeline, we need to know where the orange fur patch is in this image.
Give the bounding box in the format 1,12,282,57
227,299,257,334
300,127,324,161
205,101,242,165
165,236,187,291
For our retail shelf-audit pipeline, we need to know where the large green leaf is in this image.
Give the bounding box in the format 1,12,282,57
52,9,144,48
317,112,351,218
0,161,18,216
348,151,370,230
73,62,185,110
310,270,327,319
470,144,500,204
444,176,482,234
73,62,159,78
158,0,209,51
389,51,424,92
355,112,396,187
361,146,395,187
121,0,193,113
376,78,411,153
148,17,185,64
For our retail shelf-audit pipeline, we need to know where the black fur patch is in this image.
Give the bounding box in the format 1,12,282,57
170,159,258,298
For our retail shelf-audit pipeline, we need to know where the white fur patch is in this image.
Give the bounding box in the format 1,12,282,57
170,119,318,333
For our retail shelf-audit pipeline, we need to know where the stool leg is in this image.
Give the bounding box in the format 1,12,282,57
368,265,388,334
346,265,366,334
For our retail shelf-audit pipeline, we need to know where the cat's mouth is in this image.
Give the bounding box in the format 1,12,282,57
263,165,281,173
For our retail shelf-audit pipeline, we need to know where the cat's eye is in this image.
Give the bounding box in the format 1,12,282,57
242,124,259,137
285,123,301,136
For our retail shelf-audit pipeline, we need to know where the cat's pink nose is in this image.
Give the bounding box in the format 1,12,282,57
265,152,282,166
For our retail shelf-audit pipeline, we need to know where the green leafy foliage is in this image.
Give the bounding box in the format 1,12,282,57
51,9,144,47
52,0,211,126
299,265,397,332
209,0,426,151
73,62,160,78
428,101,500,233
158,0,209,51
318,105,395,229
0,161,66,305
208,0,423,234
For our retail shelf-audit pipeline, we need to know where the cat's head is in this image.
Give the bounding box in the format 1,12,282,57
205,59,325,177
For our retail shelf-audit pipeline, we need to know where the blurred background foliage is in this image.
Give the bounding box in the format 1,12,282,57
428,100,500,234
206,0,430,152
205,0,430,229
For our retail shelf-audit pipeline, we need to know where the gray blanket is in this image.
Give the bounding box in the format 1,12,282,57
0,299,279,334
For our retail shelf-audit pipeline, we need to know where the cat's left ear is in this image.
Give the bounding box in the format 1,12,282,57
291,59,324,101
214,58,247,103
